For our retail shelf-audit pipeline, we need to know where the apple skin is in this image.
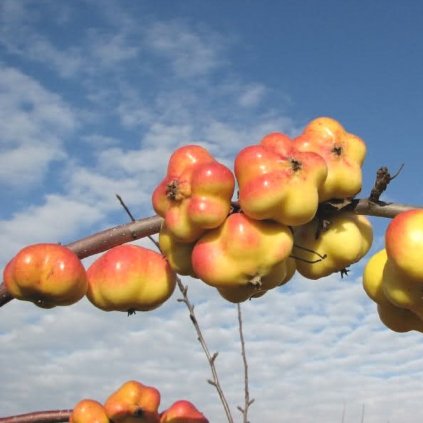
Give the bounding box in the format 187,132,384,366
3,243,88,308
381,259,423,320
377,301,423,333
70,399,110,423
160,400,209,423
158,224,197,278
191,212,293,290
235,132,328,226
104,380,161,423
293,212,373,280
86,244,176,312
362,249,392,306
293,116,366,201
385,209,423,282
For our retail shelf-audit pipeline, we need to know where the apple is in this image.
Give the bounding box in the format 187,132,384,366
160,400,209,423
3,243,88,308
86,244,176,312
191,212,293,290
293,116,366,201
293,212,373,279
104,380,161,423
152,145,235,242
70,399,109,423
385,209,423,282
235,132,328,226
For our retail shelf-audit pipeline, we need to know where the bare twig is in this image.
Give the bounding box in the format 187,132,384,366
0,410,71,423
176,277,234,423
236,304,254,423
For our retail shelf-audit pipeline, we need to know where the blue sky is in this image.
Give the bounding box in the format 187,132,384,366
1,1,423,421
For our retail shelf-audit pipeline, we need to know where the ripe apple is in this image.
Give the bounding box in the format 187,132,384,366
191,212,293,290
385,209,423,282
235,132,328,226
293,212,373,279
152,145,235,242
160,400,209,423
70,399,109,423
86,244,176,312
293,116,366,201
3,243,88,308
104,380,161,423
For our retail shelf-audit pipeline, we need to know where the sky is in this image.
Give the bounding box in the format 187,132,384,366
1,1,423,421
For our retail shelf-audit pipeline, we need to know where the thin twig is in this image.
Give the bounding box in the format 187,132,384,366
117,195,234,423
176,276,234,423
236,303,254,423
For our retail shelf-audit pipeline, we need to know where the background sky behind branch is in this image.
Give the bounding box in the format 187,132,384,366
1,1,423,421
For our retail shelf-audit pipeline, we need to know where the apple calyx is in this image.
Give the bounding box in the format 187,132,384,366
290,158,302,172
166,180,185,201
332,145,343,156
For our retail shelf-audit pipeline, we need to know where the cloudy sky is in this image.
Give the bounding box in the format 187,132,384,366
1,1,423,422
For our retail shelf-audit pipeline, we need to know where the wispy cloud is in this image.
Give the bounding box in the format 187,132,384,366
0,66,75,188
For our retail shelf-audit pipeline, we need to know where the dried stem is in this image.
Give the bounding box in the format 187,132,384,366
176,277,234,423
236,304,254,423
0,410,71,423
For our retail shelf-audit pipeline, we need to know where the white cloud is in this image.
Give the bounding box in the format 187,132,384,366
145,21,227,78
0,66,75,188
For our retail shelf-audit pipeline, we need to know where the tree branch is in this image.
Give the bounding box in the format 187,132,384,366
0,410,71,423
0,199,421,308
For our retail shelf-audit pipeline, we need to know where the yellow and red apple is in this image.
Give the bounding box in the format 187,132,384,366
3,243,88,308
86,244,176,312
104,380,161,423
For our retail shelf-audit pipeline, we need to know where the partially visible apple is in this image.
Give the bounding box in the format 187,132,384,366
377,301,423,333
385,209,423,282
70,399,109,423
104,380,161,423
160,400,209,423
3,243,88,308
382,260,423,320
362,249,391,306
293,116,366,201
293,212,373,279
158,224,197,277
86,244,176,312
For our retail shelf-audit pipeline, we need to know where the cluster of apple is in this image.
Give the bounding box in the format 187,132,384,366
363,209,423,333
3,116,375,310
3,242,177,312
70,379,209,422
153,116,373,303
